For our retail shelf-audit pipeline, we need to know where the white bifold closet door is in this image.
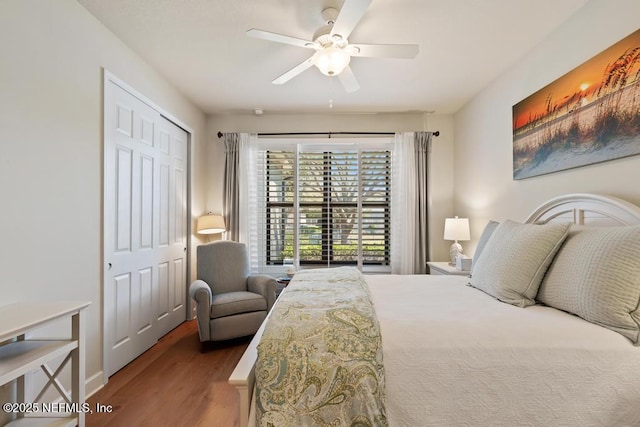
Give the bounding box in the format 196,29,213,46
104,80,187,377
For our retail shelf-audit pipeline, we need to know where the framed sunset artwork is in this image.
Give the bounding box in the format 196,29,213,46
512,28,640,180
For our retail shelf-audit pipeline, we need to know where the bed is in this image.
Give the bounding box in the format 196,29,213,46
229,193,640,426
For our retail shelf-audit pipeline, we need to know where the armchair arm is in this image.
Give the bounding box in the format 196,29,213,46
247,275,277,311
189,279,213,342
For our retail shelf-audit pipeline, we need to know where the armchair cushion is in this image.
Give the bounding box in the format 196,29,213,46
197,242,250,294
211,291,267,319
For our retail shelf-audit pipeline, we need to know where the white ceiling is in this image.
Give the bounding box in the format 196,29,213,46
78,0,588,115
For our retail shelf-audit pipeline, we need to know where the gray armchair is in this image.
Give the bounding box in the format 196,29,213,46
189,241,276,345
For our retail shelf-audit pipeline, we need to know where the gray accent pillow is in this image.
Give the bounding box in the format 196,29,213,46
470,220,570,307
470,220,500,275
537,225,640,345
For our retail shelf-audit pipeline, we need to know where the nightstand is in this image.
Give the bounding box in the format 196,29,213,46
276,276,292,297
427,261,470,276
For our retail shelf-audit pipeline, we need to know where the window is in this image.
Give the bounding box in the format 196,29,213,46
258,139,392,271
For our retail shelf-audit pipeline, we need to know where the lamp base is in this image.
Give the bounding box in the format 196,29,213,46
449,242,463,265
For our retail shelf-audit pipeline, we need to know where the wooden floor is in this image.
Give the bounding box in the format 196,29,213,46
87,320,249,426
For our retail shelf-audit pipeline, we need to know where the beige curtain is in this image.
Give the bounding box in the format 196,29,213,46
391,131,433,274
414,131,432,274
222,133,239,241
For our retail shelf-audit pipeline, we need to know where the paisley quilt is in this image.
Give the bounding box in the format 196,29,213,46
255,267,387,426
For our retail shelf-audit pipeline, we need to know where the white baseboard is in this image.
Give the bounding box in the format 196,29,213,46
85,371,105,399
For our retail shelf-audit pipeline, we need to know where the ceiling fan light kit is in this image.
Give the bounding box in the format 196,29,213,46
247,0,418,93
314,46,351,76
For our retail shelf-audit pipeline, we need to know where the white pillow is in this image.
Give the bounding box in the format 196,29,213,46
470,220,499,275
470,220,570,307
537,225,640,345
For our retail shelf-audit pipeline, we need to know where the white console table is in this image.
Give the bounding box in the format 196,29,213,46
0,301,90,427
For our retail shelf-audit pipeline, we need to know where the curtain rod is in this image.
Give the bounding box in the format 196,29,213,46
216,131,439,138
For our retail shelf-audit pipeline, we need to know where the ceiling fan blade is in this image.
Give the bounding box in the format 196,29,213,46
330,0,372,41
272,55,316,84
338,66,360,93
350,43,419,58
247,28,316,49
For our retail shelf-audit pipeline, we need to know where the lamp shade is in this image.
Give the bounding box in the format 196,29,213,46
314,46,351,76
443,217,470,241
197,214,225,235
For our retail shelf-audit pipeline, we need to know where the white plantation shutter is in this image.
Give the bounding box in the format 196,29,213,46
257,139,392,271
261,149,296,265
361,150,391,264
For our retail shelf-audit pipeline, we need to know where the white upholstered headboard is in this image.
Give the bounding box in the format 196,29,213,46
525,193,640,226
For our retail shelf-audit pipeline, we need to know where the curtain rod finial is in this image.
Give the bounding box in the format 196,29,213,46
433,131,440,137
217,131,223,138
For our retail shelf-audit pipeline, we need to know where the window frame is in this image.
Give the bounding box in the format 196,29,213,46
257,137,393,274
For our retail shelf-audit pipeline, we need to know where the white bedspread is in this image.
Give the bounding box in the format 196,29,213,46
366,274,640,427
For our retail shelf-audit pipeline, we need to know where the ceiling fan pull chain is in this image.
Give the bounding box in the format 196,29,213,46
329,76,334,108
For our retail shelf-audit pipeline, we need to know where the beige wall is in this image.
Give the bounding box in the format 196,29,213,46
0,0,207,405
454,0,640,254
207,113,455,261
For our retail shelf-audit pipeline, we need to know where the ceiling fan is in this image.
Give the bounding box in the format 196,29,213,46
247,0,419,93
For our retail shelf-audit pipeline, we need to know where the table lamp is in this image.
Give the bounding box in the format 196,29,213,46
197,213,225,235
444,216,470,265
